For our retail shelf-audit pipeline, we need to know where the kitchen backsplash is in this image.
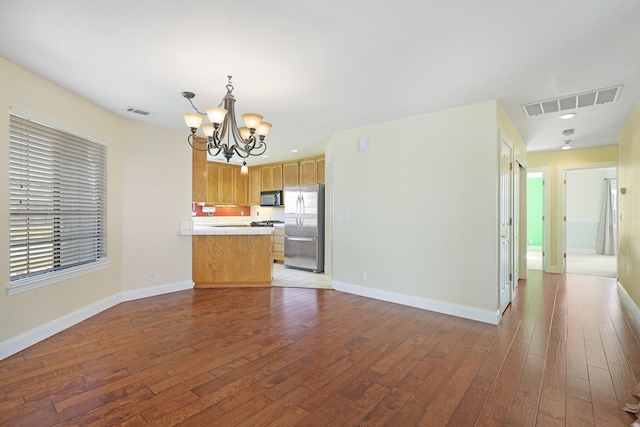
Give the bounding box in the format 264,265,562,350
190,206,284,226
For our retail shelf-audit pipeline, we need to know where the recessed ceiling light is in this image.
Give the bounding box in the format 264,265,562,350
559,113,577,119
262,155,269,158
291,149,299,153
561,140,572,150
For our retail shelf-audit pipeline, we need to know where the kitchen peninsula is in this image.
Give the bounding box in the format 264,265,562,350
180,225,274,287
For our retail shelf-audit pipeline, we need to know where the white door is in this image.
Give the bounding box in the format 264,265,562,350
513,161,520,291
499,139,512,313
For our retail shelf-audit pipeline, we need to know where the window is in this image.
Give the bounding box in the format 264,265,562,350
8,111,108,294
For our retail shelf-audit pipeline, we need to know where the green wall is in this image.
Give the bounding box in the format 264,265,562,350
527,177,543,247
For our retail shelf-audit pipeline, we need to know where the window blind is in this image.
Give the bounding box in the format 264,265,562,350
8,112,107,285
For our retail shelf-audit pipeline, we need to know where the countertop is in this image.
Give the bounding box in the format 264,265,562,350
178,225,275,236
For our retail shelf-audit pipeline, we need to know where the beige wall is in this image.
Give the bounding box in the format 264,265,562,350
527,146,619,271
619,104,640,306
0,59,192,345
328,100,524,321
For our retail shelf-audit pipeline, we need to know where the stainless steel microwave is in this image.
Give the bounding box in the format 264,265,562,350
260,191,282,206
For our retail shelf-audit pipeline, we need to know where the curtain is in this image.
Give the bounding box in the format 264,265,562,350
596,178,616,255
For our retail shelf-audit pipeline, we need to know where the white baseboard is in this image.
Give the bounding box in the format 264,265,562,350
332,280,501,325
121,280,194,302
617,280,640,328
0,280,194,361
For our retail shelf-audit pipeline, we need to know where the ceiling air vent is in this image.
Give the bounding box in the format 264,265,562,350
521,85,623,117
125,106,151,116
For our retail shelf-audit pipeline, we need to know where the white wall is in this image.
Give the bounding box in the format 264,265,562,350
328,100,514,323
566,167,617,253
0,59,192,354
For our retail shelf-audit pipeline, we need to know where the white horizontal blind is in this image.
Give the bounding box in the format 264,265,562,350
8,113,107,284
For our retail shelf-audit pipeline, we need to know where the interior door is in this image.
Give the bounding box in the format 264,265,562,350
499,139,513,313
513,160,520,291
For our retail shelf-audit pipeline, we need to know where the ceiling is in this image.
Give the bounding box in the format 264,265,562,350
1,1,639,166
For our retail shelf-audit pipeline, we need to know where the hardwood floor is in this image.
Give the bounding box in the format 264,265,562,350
1,271,639,426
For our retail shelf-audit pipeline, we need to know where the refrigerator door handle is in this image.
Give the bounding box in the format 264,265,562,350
301,195,305,226
287,236,315,242
295,195,300,227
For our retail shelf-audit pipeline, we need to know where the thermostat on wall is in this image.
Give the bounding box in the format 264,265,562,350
358,137,369,152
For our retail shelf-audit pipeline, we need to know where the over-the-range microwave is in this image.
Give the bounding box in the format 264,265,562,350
260,190,282,207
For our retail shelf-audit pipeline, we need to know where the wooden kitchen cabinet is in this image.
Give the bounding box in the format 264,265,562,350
273,228,284,263
192,149,208,202
234,167,248,206
261,164,283,191
248,167,261,206
282,162,299,187
207,162,237,205
300,159,317,185
316,158,325,184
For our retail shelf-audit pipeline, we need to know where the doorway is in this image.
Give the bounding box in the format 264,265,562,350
564,167,617,277
526,171,544,271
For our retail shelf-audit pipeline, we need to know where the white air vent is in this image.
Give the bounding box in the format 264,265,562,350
522,85,623,117
125,106,151,116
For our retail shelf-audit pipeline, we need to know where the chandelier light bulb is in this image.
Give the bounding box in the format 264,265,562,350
242,113,263,130
256,122,272,138
239,127,252,141
183,113,204,130
205,107,228,125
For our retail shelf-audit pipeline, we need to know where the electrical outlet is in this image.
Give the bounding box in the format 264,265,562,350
361,271,367,280
178,265,184,275
149,271,155,280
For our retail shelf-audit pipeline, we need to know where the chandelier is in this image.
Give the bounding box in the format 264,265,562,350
182,75,271,173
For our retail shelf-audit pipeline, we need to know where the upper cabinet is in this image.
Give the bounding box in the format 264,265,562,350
192,149,208,202
234,167,248,206
316,158,325,184
283,162,299,187
261,164,283,191
193,154,325,206
300,159,317,185
248,167,261,206
206,162,245,205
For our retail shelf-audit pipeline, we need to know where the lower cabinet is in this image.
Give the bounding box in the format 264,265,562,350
273,228,284,263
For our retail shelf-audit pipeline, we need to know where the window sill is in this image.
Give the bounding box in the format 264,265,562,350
7,260,112,296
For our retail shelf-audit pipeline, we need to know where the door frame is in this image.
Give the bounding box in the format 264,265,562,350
499,133,513,313
559,162,618,273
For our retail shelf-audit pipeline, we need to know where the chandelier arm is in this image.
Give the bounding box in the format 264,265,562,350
232,145,250,159
187,134,210,151
248,141,267,157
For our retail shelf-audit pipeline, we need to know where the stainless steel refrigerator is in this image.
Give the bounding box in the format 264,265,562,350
284,184,324,273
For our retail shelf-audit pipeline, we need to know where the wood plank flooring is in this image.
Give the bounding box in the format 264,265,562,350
1,271,639,426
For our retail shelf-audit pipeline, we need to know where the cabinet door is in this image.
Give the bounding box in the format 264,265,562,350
283,162,299,187
235,168,248,206
206,163,220,205
300,159,317,185
261,166,273,191
272,164,283,190
316,158,325,184
192,149,207,202
219,165,235,205
248,167,261,205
